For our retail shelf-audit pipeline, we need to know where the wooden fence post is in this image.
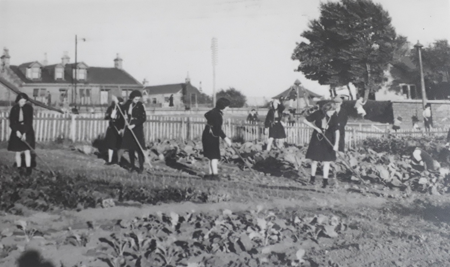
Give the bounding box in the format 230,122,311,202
70,114,77,142
186,117,191,140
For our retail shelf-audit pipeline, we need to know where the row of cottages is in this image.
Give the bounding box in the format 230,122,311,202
143,76,202,108
0,49,143,108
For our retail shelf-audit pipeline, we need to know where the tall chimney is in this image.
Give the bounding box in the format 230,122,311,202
185,72,190,84
1,48,11,67
42,53,48,66
114,53,123,69
61,51,70,66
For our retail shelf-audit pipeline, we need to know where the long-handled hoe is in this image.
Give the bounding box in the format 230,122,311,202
21,139,56,177
228,144,259,179
302,123,368,184
112,97,153,170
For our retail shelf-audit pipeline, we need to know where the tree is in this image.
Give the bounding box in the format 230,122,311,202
292,0,398,100
197,92,212,105
216,88,247,108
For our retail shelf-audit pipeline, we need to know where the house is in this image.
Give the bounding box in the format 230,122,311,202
0,48,142,109
143,76,202,108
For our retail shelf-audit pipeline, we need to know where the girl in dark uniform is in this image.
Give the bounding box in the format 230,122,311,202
264,99,286,151
8,93,36,176
104,96,125,165
303,102,340,188
117,90,147,174
202,98,232,179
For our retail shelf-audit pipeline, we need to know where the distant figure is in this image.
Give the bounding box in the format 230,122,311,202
423,103,433,132
264,99,286,151
46,91,51,106
169,94,174,107
246,109,259,123
392,116,403,131
354,96,367,118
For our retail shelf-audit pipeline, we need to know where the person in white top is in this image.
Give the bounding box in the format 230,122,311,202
354,96,367,118
422,103,433,132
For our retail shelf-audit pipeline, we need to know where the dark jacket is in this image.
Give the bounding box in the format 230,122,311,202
120,100,146,150
204,108,226,139
202,108,226,160
246,113,259,123
105,104,125,130
8,103,35,151
264,103,285,128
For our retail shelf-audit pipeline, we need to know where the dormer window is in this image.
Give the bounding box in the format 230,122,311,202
73,69,87,81
72,62,88,81
55,66,64,80
26,66,41,80
24,62,43,80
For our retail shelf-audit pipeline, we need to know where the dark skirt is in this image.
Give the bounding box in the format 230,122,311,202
120,126,145,151
269,122,286,139
8,127,35,152
305,130,336,162
338,130,345,152
202,126,220,160
104,126,122,150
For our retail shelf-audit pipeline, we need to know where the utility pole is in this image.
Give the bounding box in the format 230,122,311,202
74,35,78,108
414,41,427,109
211,38,218,107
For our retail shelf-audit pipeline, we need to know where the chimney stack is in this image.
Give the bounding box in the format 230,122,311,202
42,53,48,66
1,48,11,68
114,53,123,69
61,51,70,66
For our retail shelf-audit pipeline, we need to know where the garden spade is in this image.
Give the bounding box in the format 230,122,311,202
21,139,56,177
112,96,153,169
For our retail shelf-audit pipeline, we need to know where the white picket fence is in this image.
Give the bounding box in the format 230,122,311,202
0,112,447,147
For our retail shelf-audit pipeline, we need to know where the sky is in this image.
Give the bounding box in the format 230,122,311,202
1,0,449,99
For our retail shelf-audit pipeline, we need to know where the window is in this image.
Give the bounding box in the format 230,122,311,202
31,67,40,79
122,89,132,99
59,89,68,104
79,88,91,105
164,97,170,102
410,85,417,99
26,69,32,79
33,88,39,99
55,68,64,80
39,88,46,102
73,69,87,81
100,89,109,105
152,98,157,104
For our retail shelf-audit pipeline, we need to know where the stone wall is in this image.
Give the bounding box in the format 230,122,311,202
392,100,450,128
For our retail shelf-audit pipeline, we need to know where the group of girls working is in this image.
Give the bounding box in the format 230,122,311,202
202,96,346,188
8,91,343,188
7,90,148,175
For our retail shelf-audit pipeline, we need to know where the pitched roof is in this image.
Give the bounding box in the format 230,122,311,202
144,83,200,95
9,63,141,85
273,86,323,99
